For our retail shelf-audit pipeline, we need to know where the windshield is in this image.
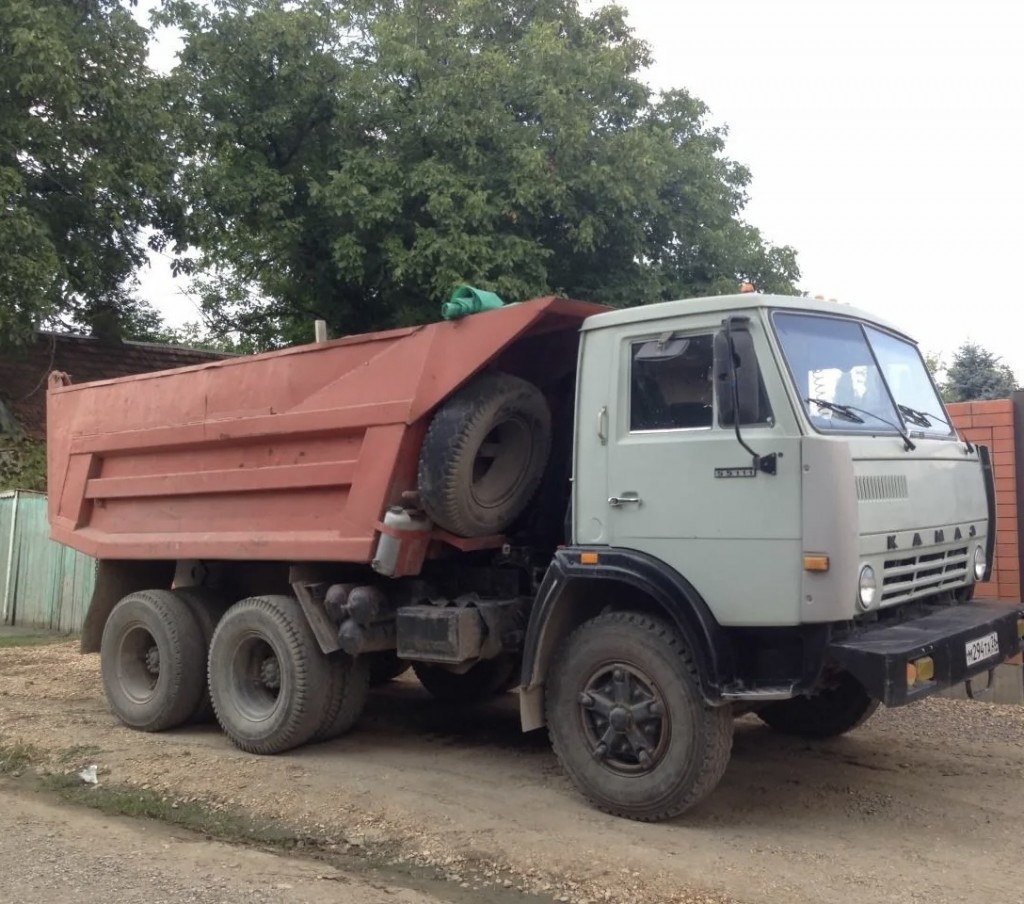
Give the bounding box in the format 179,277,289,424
863,326,953,436
773,312,952,438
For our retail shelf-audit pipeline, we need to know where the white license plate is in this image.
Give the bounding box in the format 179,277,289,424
965,631,1000,667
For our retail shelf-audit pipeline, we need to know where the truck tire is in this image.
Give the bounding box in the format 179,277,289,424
368,651,411,687
756,671,879,739
208,595,332,755
313,652,371,741
413,654,516,703
174,586,230,724
100,590,206,733
546,611,733,822
418,372,551,537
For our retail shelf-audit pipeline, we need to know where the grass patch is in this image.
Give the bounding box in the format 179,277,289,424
0,633,72,649
45,775,299,848
0,741,41,774
56,744,103,764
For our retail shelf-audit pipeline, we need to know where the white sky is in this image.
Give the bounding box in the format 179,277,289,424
139,0,1024,376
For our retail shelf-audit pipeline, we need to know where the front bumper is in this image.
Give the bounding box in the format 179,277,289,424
828,601,1024,706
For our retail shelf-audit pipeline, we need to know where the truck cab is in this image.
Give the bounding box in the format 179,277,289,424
520,293,1021,818
574,293,990,631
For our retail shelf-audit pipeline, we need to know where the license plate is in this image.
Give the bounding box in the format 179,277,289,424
965,631,1000,667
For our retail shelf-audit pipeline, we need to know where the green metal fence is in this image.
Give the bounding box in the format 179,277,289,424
0,491,95,632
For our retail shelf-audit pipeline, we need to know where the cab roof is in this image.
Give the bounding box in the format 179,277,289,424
579,293,914,344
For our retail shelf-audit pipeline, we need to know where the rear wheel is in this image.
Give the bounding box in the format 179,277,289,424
100,590,206,732
756,671,878,739
546,612,733,822
208,595,332,755
413,655,516,704
313,652,371,741
174,586,230,723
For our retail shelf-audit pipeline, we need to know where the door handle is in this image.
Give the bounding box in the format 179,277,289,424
597,406,608,445
608,493,642,508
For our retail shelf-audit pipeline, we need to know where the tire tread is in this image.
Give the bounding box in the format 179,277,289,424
208,595,331,755
100,589,206,733
418,372,550,537
547,611,732,822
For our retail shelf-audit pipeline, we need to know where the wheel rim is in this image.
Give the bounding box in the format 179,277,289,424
117,624,162,704
227,632,283,723
470,415,532,511
577,662,669,775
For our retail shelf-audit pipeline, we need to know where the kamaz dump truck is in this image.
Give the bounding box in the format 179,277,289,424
46,292,1024,821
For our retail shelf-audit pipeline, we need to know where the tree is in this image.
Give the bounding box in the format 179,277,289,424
0,0,178,345
159,0,800,349
924,351,943,379
942,341,1018,402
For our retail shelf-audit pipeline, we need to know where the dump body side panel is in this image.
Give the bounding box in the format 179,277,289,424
47,298,605,562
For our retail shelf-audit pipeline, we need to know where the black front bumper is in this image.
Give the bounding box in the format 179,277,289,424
828,601,1024,706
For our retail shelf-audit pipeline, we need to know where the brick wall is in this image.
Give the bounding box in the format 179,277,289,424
946,399,1019,600
0,333,230,439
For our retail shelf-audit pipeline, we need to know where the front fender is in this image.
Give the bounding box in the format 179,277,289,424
518,548,734,729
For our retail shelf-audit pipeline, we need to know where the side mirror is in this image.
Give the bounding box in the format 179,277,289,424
714,320,760,426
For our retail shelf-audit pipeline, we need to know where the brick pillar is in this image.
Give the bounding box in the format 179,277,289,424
946,399,1020,601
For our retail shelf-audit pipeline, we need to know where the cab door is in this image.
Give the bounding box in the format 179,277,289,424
601,315,803,627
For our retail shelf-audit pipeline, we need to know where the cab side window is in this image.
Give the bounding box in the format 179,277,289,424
630,334,714,432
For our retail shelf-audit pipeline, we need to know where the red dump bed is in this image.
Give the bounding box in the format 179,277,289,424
47,298,605,562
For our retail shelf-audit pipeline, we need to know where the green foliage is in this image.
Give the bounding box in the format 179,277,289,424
942,341,1018,403
0,633,67,649
0,0,178,345
923,351,943,378
0,433,47,492
158,0,800,350
142,319,254,354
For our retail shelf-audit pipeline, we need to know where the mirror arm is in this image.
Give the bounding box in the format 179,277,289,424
724,316,777,476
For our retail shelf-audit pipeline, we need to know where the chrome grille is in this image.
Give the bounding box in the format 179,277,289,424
856,474,909,502
881,545,969,603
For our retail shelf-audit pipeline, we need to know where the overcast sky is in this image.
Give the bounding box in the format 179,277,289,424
139,0,1024,375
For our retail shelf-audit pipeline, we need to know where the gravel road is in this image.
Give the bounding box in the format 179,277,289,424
0,780,447,904
2,641,1024,904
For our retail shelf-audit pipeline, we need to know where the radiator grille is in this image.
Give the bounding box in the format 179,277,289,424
881,546,970,603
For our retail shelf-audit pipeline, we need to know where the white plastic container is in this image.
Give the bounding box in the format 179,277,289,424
371,506,432,576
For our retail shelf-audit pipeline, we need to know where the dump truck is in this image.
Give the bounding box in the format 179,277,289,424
46,291,1024,821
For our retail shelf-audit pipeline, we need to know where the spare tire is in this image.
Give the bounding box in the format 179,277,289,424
418,372,551,537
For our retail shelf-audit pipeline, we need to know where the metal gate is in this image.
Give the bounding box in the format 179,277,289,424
0,491,95,632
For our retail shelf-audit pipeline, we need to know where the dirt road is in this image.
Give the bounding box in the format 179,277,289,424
2,641,1024,904
0,782,450,904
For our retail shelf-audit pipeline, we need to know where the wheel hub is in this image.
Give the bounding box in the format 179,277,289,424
144,645,160,676
578,664,668,775
259,656,281,690
609,706,630,731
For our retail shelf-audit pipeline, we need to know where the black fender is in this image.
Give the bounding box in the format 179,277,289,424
520,547,734,713
978,444,996,582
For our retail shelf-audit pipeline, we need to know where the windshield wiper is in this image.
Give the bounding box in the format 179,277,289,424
896,404,933,429
806,398,864,423
807,398,916,451
897,403,973,450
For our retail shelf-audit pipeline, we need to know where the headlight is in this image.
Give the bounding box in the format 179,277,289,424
973,546,987,581
858,564,877,610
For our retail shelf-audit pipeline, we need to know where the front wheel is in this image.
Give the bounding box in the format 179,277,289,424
756,671,878,739
546,612,733,822
368,651,411,687
413,655,516,703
